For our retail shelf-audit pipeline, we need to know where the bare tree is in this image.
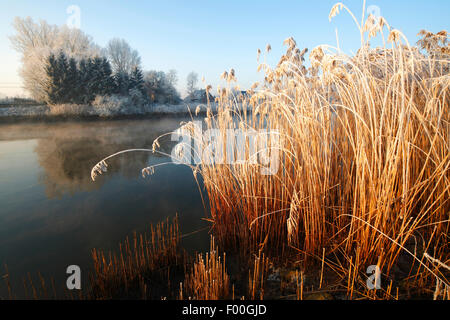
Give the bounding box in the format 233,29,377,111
144,70,181,104
105,38,141,75
186,71,198,97
166,69,178,87
10,17,57,54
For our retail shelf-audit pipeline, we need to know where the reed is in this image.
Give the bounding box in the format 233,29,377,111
181,236,230,300
178,3,449,297
89,215,187,299
248,250,270,300
90,1,449,299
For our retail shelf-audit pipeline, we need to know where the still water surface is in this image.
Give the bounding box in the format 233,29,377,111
0,117,210,297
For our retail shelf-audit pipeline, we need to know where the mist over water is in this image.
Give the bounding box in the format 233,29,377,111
0,117,210,297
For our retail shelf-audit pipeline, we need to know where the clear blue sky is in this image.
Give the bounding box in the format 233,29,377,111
0,0,449,97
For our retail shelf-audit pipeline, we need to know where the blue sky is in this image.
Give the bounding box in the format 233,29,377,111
0,0,449,97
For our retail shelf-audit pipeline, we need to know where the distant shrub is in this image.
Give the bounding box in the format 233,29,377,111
92,95,129,116
144,70,181,104
128,88,146,107
48,104,91,116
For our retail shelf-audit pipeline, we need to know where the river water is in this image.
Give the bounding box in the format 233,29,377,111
0,116,210,298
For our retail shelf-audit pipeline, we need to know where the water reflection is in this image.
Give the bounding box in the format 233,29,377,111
33,120,175,198
0,117,209,298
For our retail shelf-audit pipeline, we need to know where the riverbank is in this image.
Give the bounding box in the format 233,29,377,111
0,102,220,123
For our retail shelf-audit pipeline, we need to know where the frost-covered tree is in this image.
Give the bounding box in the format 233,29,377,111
45,52,77,104
89,57,106,98
130,66,145,95
56,52,69,102
67,57,80,102
186,71,198,97
44,52,115,105
105,38,141,75
78,58,93,103
78,57,115,104
10,17,101,102
95,57,116,96
144,70,181,104
166,69,178,87
10,17,58,54
114,71,131,96
45,53,61,104
99,57,115,96
44,52,74,104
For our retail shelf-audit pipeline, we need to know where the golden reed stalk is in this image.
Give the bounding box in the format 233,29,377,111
179,3,449,298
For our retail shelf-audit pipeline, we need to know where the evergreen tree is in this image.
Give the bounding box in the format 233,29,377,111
56,51,69,103
130,66,145,95
114,71,130,96
90,56,103,96
44,53,60,104
77,59,87,104
100,57,115,95
44,51,72,104
67,57,79,102
44,53,118,105
87,58,97,102
78,58,95,104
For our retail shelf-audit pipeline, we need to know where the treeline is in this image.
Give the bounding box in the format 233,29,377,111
0,97,39,105
45,52,146,105
10,17,184,108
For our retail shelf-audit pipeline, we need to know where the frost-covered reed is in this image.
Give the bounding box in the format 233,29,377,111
91,2,449,298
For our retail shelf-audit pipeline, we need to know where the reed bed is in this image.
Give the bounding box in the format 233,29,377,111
2,268,62,300
181,236,230,300
90,2,449,299
89,215,187,299
177,4,449,298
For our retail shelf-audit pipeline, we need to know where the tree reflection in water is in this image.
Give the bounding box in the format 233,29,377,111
0,117,209,298
33,118,180,198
